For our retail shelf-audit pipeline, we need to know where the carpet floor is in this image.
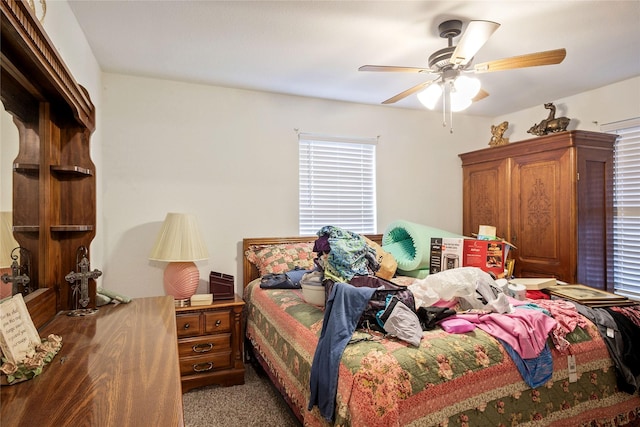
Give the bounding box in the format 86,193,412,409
182,363,301,427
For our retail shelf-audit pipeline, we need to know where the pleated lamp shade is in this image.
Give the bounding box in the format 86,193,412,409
149,213,209,300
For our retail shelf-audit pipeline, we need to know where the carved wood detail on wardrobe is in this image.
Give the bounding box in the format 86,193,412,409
460,130,616,291
1,0,97,323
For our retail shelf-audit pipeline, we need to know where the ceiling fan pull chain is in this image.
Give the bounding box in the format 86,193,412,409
449,80,454,133
442,84,447,128
450,106,454,134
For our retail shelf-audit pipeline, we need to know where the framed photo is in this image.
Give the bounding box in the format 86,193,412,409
546,284,626,303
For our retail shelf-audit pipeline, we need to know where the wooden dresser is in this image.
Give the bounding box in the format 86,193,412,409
175,295,245,393
459,130,616,290
0,297,184,427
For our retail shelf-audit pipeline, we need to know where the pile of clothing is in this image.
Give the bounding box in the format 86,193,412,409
300,225,640,422
312,225,393,282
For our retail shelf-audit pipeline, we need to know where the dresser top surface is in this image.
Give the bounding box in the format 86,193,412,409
1,296,184,427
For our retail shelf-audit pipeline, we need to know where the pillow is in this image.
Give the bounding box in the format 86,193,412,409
245,242,315,275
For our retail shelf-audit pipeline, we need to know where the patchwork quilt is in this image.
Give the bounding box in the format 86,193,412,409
244,281,640,426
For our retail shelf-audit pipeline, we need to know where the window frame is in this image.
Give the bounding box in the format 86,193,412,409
298,133,377,236
602,118,640,300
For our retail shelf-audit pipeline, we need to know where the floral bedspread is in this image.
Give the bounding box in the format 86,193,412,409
244,281,640,426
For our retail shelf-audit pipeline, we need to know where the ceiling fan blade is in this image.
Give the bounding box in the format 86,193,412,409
473,48,567,73
359,65,433,73
450,20,500,67
381,79,438,104
472,88,489,102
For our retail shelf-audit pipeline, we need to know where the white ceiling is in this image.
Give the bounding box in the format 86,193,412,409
68,1,640,117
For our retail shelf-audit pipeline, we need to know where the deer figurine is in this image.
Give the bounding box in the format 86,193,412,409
527,103,570,136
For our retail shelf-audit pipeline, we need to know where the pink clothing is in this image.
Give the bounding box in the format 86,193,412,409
531,299,589,354
457,309,557,359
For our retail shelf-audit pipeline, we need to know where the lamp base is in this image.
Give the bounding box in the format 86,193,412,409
163,262,200,300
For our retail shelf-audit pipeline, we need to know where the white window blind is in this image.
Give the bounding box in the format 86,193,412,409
602,118,640,301
298,133,377,236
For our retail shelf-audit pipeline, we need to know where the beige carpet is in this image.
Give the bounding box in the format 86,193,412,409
182,363,301,427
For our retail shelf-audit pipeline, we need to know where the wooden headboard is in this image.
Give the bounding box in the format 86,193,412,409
242,234,383,288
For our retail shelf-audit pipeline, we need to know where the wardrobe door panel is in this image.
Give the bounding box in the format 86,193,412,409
462,158,509,239
511,149,575,280
576,146,614,290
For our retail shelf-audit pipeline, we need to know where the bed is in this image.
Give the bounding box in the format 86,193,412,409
242,235,640,427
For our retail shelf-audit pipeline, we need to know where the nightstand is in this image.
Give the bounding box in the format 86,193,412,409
175,295,245,393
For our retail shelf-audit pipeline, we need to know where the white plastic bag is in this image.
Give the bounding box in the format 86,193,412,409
408,267,511,313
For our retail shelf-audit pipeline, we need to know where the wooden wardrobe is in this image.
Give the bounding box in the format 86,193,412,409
459,130,616,291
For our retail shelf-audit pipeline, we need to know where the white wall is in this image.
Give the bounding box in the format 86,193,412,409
1,110,18,211
100,73,490,298
493,76,640,142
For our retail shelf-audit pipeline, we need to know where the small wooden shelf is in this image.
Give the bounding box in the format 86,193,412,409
13,225,40,232
50,165,93,176
13,163,39,174
50,225,94,232
15,225,94,232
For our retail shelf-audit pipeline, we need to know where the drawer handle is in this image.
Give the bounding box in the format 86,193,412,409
192,342,214,353
193,362,214,373
183,323,190,330
215,319,221,327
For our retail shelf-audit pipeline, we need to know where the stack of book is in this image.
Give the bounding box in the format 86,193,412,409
190,293,213,306
509,277,557,290
544,284,636,307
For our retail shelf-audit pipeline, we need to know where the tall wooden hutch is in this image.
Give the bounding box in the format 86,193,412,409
1,5,185,426
459,130,616,291
1,0,97,326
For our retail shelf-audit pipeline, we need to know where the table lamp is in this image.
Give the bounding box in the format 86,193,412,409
149,213,209,300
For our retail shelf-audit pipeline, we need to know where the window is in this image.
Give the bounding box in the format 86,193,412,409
298,133,377,236
602,118,640,300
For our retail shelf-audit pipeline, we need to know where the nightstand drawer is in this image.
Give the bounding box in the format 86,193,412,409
177,334,231,358
179,351,232,376
204,311,230,333
176,313,202,337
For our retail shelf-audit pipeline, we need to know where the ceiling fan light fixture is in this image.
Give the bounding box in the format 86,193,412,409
449,91,473,112
454,75,481,99
417,83,442,110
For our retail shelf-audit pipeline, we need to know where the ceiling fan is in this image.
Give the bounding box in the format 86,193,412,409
359,19,566,114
